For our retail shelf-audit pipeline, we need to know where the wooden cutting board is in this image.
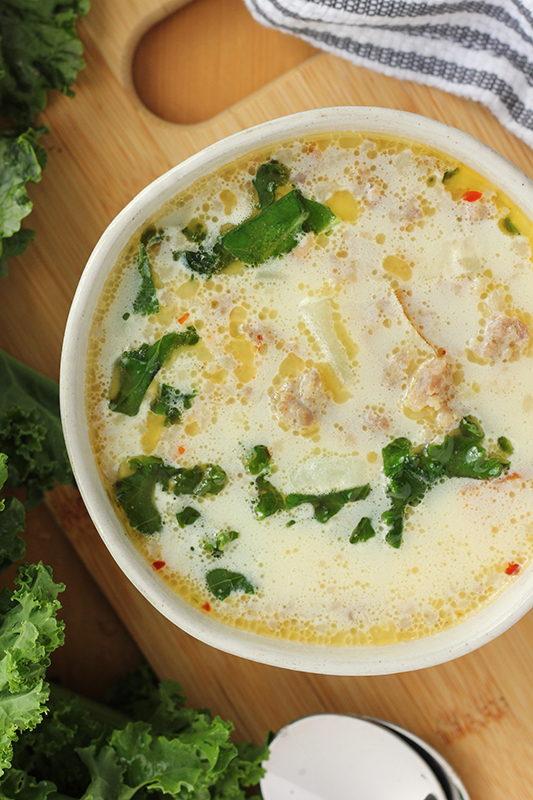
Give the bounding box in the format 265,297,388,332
3,0,533,796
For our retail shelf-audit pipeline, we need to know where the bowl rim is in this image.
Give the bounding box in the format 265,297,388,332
60,106,533,675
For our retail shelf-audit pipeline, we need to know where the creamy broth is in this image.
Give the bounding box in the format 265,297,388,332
87,133,533,645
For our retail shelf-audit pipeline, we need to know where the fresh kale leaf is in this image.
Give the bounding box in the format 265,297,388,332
109,326,199,417
7,666,268,799
0,127,47,278
132,243,159,316
0,562,65,777
244,444,271,476
176,506,200,528
0,0,89,125
194,464,227,496
203,529,239,558
382,416,510,548
350,516,376,544
254,476,286,520
0,454,25,575
0,350,73,507
253,160,290,208
114,456,174,536
140,226,165,248
206,568,255,601
150,383,195,425
285,484,371,523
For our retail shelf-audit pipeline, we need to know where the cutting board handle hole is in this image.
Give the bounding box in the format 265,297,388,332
132,0,316,125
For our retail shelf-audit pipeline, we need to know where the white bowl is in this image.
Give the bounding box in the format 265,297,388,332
60,107,533,675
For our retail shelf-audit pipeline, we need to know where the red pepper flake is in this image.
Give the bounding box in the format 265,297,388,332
178,312,190,325
462,190,482,202
201,602,211,612
505,562,521,576
152,560,166,571
177,445,185,456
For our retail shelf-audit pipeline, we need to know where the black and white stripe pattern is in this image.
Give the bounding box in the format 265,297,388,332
243,0,533,147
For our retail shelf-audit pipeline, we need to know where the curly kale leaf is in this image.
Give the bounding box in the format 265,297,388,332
0,127,47,278
0,454,25,576
0,562,65,777
0,0,89,125
0,351,73,507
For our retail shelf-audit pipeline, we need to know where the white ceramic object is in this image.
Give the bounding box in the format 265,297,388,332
60,107,533,675
259,714,448,800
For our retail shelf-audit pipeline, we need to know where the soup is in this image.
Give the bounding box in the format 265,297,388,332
86,132,533,646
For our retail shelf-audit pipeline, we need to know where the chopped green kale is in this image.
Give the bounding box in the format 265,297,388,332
114,456,174,536
176,506,201,527
253,160,290,208
382,416,511,548
285,484,371,523
0,127,47,278
132,243,159,316
203,530,239,558
150,383,195,425
109,326,199,416
175,241,234,278
298,192,337,234
254,476,286,520
0,350,73,507
140,226,165,248
0,0,89,124
244,444,271,476
222,190,307,265
171,464,227,497
498,436,513,454
502,216,520,235
0,454,25,574
442,167,459,182
182,219,207,243
206,568,255,601
350,517,376,544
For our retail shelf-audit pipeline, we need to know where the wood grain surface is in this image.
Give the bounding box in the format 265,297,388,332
3,0,533,796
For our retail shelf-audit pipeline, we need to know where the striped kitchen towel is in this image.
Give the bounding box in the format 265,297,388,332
242,0,533,148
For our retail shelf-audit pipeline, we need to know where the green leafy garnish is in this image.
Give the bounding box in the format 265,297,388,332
150,384,195,425
140,226,164,248
253,160,290,208
0,350,73,507
0,0,89,124
176,506,201,528
299,193,338,234
382,416,510,548
442,167,459,182
501,216,521,235
203,530,239,558
194,464,228,496
182,219,207,243
254,476,286,520
244,444,271,476
350,517,376,544
0,127,47,278
222,190,307,265
114,456,174,536
175,241,234,278
206,569,255,600
498,436,514,454
172,463,227,497
132,244,159,316
285,484,371,523
109,326,199,416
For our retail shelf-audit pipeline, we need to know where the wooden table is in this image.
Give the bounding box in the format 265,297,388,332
2,1,533,796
